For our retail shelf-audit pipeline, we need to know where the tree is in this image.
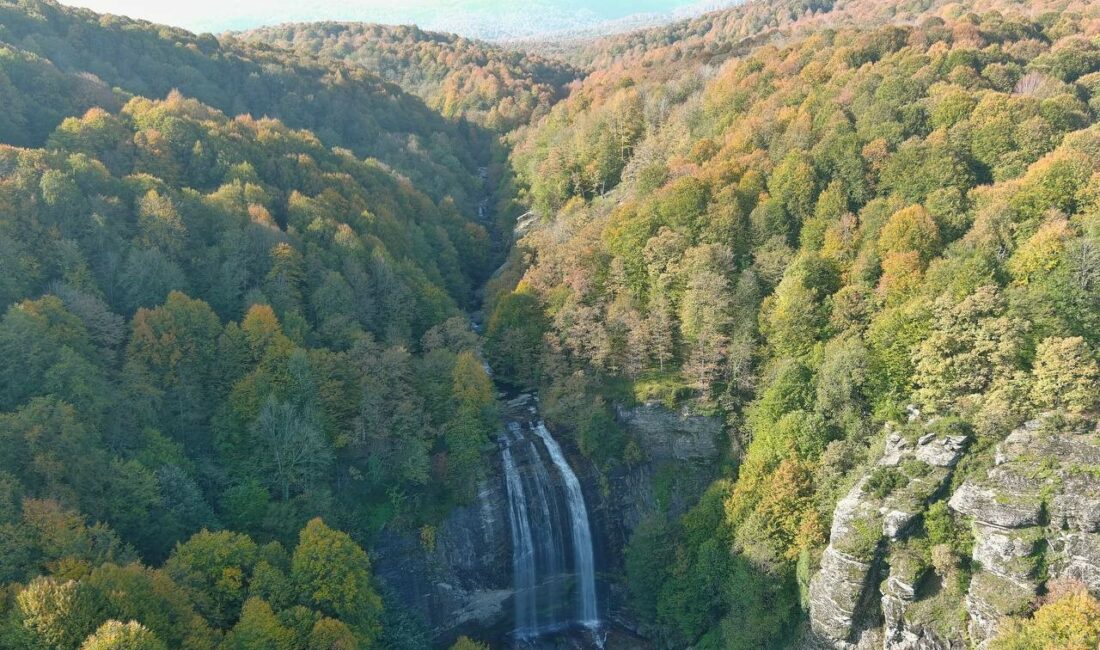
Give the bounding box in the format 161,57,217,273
126,291,222,445
625,515,673,621
0,398,105,517
80,620,167,650
165,530,259,628
485,288,547,389
16,577,99,650
990,580,1100,650
449,637,489,650
1031,337,1100,413
264,243,306,322
0,295,101,411
308,618,360,650
220,598,296,650
913,287,1026,413
135,190,186,259
878,205,941,265
291,519,382,642
253,397,333,502
354,343,432,488
121,249,188,314
145,465,219,560
81,563,217,649
444,352,495,501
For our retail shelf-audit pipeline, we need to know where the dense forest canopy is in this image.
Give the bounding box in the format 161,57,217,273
0,1,504,647
240,23,579,133
486,0,1100,646
0,0,488,211
1,0,1100,648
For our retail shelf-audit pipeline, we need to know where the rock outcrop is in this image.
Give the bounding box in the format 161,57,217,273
617,401,724,462
808,424,969,649
949,414,1100,647
606,401,724,635
372,474,512,642
808,413,1100,650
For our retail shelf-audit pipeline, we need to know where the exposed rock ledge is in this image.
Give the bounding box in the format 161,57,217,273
949,414,1100,647
807,413,1100,650
808,425,969,649
372,477,511,642
616,401,724,462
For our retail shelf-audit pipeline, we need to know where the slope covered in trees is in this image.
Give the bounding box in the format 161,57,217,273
241,23,579,133
490,0,1100,646
0,1,513,647
0,0,487,210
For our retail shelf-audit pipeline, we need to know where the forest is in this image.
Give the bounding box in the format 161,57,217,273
1,0,1099,648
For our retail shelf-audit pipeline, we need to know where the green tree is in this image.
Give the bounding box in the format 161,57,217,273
80,620,167,650
485,288,547,389
220,598,296,650
253,397,333,502
444,352,495,502
165,531,259,629
127,292,222,445
1031,337,1100,413
291,519,382,643
624,515,673,621
878,205,941,265
16,577,99,650
914,287,1026,413
449,637,489,650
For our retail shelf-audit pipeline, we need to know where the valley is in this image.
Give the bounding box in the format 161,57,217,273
0,0,1098,649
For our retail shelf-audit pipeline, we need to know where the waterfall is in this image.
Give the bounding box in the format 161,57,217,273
532,422,599,628
501,443,538,636
499,400,601,642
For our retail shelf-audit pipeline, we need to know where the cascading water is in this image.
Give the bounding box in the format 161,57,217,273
499,396,602,645
501,443,538,635
532,422,599,627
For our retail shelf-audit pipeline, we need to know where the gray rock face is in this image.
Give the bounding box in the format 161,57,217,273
948,415,1100,648
607,401,722,537
617,402,723,461
810,544,877,646
808,427,970,648
372,475,512,640
604,401,723,636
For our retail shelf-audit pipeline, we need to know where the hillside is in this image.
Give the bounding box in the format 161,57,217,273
240,23,579,133
489,0,1100,646
0,1,513,647
0,0,490,211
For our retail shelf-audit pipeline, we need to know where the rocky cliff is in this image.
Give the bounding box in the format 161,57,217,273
806,412,1100,649
609,401,725,532
369,398,724,646
372,471,513,643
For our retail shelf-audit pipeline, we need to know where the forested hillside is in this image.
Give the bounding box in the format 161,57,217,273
488,0,1100,647
0,0,488,210
241,23,579,133
0,1,506,647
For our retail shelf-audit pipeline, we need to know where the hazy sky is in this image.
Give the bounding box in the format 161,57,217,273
64,0,727,39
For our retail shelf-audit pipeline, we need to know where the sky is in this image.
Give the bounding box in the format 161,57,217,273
64,0,735,40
